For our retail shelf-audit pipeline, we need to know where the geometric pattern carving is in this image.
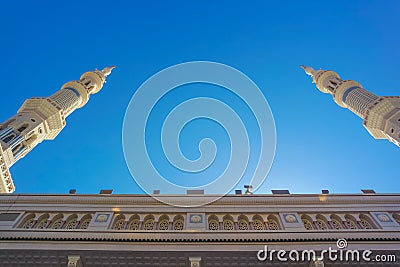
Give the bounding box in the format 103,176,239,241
173,217,184,230
223,218,234,230
360,219,372,229
143,217,155,230
238,218,249,230
316,219,328,230
17,213,93,230
113,219,126,230
252,218,265,231
346,219,359,230
128,218,140,230
207,215,220,231
331,219,343,229
51,218,64,229
302,219,314,230
158,216,170,231
267,218,280,230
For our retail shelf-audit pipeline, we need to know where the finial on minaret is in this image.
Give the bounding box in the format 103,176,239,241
300,65,316,76
102,66,116,77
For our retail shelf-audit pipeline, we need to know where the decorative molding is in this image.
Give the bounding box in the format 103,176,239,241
1,194,400,207
189,256,201,267
68,255,83,267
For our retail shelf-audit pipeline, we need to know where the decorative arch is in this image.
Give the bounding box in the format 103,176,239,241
344,214,359,230
301,214,314,230
222,215,234,230
266,215,280,230
392,213,400,225
143,215,155,230
35,213,49,229
208,215,219,231
173,215,184,230
315,214,330,230
128,214,140,230
252,215,265,230
79,214,92,229
49,214,64,229
112,214,126,230
359,214,375,229
330,214,344,230
64,214,78,229
19,213,36,229
158,215,170,230
237,215,249,230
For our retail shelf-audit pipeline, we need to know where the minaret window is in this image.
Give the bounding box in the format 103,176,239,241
12,144,23,154
3,133,15,143
17,124,28,133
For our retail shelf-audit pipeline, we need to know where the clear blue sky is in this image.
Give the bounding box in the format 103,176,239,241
1,1,399,195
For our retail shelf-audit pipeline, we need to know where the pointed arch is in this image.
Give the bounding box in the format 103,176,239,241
222,215,234,230
112,214,126,230
173,215,184,230
143,215,155,230
208,214,219,231
158,214,170,230
237,215,249,230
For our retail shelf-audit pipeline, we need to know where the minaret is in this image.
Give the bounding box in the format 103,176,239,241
0,66,115,193
301,65,400,147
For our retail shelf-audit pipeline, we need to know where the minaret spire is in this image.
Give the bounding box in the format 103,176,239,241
302,65,400,147
0,66,115,193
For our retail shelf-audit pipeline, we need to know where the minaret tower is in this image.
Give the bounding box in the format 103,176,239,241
0,66,115,193
301,65,400,147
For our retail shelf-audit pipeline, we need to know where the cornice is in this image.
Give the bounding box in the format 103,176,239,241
1,229,399,243
1,194,400,207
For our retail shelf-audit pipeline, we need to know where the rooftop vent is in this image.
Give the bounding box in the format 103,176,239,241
99,189,113,195
187,189,204,195
235,190,242,195
361,189,376,194
271,189,290,194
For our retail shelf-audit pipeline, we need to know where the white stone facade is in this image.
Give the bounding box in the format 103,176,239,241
0,193,399,266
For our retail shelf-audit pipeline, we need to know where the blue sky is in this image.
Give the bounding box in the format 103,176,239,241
1,1,399,195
